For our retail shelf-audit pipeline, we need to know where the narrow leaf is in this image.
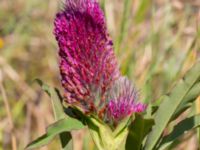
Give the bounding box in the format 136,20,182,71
26,117,85,149
34,79,72,149
35,79,64,119
145,62,200,150
171,82,200,121
126,114,154,150
158,114,200,150
50,87,65,120
35,79,51,96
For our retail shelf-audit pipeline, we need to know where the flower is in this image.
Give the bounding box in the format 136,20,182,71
106,77,147,125
54,0,119,113
54,0,146,126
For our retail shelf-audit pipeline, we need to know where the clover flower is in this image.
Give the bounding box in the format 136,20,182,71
54,0,119,114
54,0,146,124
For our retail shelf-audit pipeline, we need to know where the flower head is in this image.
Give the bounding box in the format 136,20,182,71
106,77,147,125
54,0,119,113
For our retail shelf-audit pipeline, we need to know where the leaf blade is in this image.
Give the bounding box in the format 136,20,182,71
144,62,200,150
34,79,72,149
158,114,200,150
171,82,200,121
126,114,154,150
26,117,85,149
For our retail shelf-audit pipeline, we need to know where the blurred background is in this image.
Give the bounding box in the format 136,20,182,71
0,0,199,149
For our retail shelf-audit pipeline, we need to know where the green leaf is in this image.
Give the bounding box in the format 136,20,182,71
34,79,72,149
50,87,65,120
126,114,154,150
86,116,130,150
114,116,132,137
144,62,200,150
150,82,200,119
35,79,51,96
158,114,200,150
86,116,112,150
26,116,85,149
171,82,200,121
35,79,64,119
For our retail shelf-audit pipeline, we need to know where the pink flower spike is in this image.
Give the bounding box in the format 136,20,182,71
54,0,119,113
106,77,147,124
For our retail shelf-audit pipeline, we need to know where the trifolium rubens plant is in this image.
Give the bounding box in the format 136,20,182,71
26,0,200,150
